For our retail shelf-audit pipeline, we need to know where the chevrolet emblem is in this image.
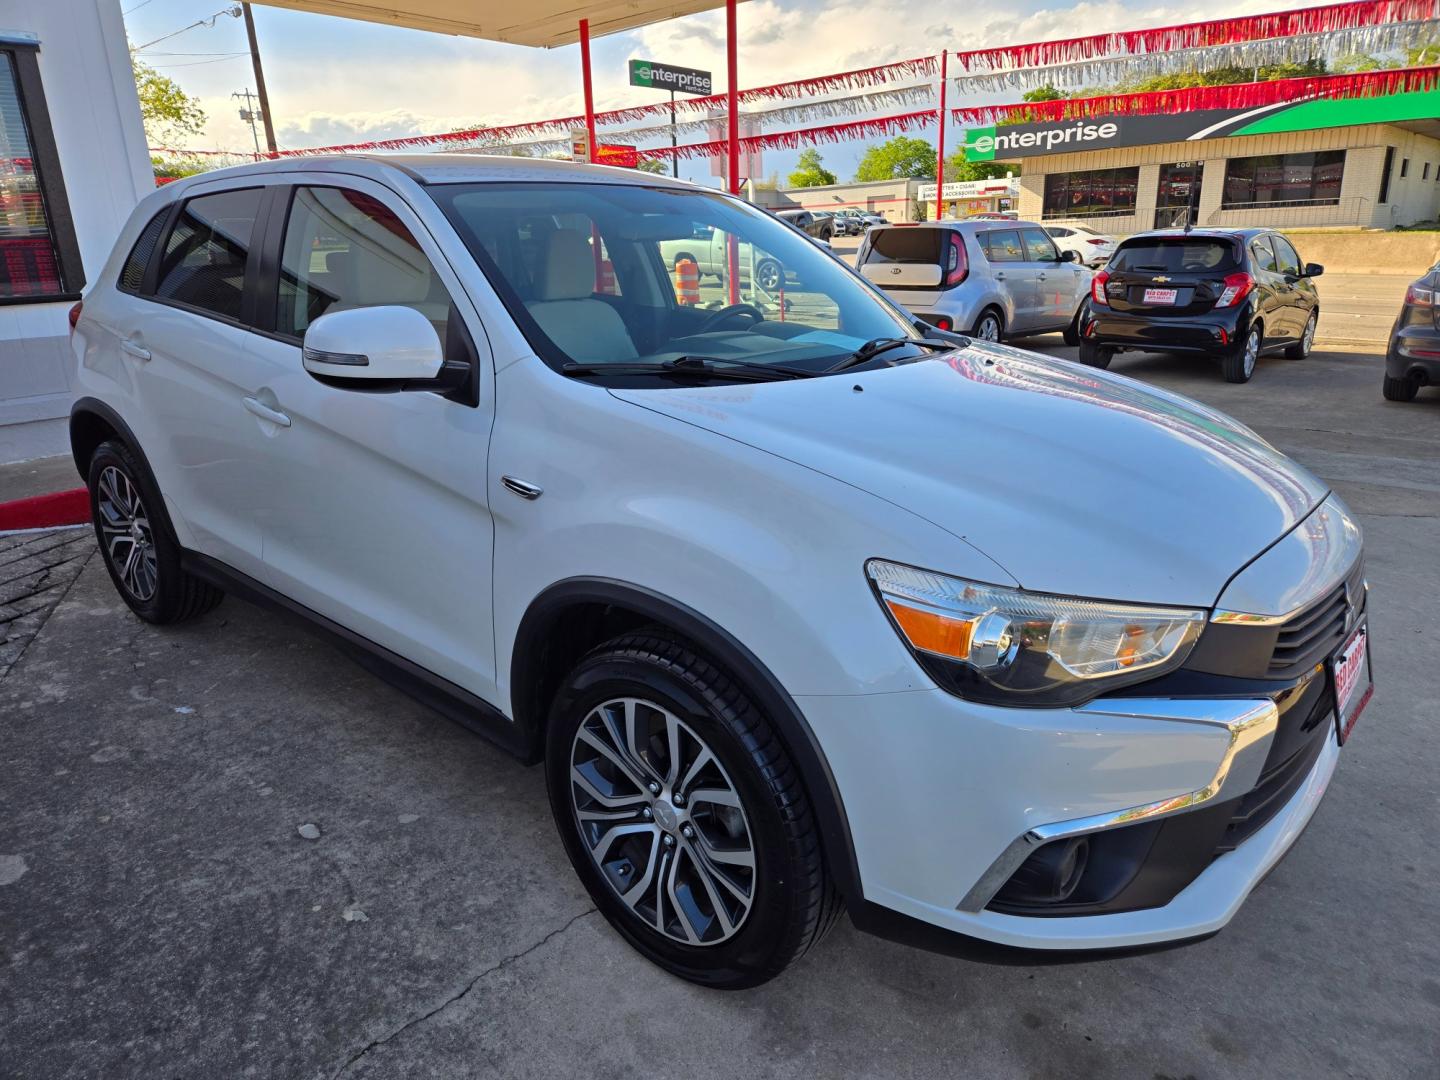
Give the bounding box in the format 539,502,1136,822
1152,275,1171,283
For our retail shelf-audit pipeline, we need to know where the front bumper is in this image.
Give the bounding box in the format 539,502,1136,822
804,684,1339,953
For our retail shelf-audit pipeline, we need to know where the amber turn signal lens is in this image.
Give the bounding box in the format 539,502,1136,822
884,599,974,659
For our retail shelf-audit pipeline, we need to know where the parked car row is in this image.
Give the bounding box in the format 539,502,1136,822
1385,267,1440,403
71,154,1370,989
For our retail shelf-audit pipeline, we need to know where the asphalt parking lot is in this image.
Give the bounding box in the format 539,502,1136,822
3,335,1439,1077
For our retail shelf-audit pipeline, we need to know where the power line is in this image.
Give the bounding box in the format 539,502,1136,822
153,55,249,68
123,0,160,13
133,6,242,52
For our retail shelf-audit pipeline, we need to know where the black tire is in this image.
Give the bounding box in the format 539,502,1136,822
1062,307,1083,347
971,308,1004,342
1223,324,1262,383
755,258,783,293
87,439,223,624
1382,373,1419,402
545,629,839,989
1077,338,1113,368
1285,312,1317,359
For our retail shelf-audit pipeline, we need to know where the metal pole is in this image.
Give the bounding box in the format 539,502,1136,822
241,3,277,155
580,19,598,164
670,89,678,178
725,0,739,196
934,50,947,222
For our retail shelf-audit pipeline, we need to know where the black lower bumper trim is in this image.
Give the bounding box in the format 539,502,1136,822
848,900,1218,966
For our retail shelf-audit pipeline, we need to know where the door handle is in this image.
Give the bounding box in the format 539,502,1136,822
1036,273,1047,281
243,397,291,428
501,476,543,500
121,339,151,361
995,272,1006,280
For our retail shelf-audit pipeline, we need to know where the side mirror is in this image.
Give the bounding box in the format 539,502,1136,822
302,306,460,393
1059,249,1078,262
1304,262,1324,278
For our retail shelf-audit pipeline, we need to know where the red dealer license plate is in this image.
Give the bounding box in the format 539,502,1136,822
1143,287,1178,305
1331,621,1373,744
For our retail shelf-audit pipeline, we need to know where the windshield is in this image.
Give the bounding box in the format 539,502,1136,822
428,181,924,377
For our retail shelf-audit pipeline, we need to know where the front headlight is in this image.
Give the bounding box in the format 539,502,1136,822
867,560,1205,706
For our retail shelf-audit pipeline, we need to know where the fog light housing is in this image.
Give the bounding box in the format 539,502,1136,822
992,837,1089,906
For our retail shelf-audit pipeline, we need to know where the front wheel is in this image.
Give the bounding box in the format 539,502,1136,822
1223,325,1262,383
545,631,838,989
1285,312,1317,359
1063,307,1083,346
754,258,783,293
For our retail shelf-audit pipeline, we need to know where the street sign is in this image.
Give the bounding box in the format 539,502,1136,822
570,128,588,162
628,59,712,96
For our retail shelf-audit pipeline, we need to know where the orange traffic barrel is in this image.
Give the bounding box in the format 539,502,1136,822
674,258,700,306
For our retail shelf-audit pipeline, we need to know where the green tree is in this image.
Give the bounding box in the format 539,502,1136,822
943,151,1016,182
1408,38,1440,65
788,148,837,187
149,155,206,180
132,58,206,145
854,136,936,181
635,158,670,175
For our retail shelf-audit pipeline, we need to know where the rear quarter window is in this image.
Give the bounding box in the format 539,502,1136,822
118,210,169,294
1109,238,1238,273
866,228,943,265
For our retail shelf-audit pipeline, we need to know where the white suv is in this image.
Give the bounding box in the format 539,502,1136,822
69,156,1371,988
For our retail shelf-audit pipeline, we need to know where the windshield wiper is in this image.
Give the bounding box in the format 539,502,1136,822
826,336,957,374
562,356,815,382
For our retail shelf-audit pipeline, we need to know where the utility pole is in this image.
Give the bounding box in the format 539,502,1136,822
233,88,263,158
241,2,278,155
670,89,678,178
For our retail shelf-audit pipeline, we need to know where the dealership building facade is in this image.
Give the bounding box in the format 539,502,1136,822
969,90,1440,235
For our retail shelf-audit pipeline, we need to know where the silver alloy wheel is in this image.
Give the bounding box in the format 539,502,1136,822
569,697,755,946
755,259,782,293
97,465,158,601
976,313,1001,341
1301,313,1316,354
1244,328,1260,378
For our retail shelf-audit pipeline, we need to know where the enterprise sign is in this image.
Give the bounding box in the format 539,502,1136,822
628,59,713,96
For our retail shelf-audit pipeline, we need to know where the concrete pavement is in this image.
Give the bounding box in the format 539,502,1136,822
2,344,1438,1079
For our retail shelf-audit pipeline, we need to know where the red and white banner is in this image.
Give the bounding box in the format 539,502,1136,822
950,64,1440,125
639,110,935,163
951,0,1439,71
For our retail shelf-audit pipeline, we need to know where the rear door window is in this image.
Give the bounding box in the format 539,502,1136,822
981,229,1024,262
152,187,263,321
866,228,943,265
1109,237,1238,273
1250,236,1279,273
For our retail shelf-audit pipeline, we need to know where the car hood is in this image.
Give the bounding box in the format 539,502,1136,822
609,343,1328,607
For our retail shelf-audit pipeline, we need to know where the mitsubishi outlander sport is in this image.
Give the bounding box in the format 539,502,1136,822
69,156,1371,989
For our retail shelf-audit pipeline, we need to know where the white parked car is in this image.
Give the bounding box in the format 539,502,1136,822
69,155,1370,988
857,220,1093,342
1044,223,1116,267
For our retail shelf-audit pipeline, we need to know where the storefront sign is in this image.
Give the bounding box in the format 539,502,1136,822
596,143,639,167
628,59,713,96
960,88,1440,159
916,178,1019,201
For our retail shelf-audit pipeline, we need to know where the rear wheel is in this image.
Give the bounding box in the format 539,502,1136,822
971,308,1003,342
755,258,782,293
1223,324,1262,383
87,440,223,624
1382,373,1420,402
1077,339,1113,368
545,630,838,989
1285,312,1317,359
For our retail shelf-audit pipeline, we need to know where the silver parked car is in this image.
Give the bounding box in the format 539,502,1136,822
856,220,1093,342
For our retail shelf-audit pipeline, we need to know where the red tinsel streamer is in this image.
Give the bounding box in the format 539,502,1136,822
267,56,938,157
637,110,936,162
951,64,1440,124
953,0,1439,71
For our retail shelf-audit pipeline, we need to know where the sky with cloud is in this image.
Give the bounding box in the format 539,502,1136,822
124,0,1311,184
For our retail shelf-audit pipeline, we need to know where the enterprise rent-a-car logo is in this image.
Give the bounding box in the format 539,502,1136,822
963,121,1120,160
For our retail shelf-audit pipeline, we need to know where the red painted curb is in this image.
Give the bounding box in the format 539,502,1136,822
0,488,91,532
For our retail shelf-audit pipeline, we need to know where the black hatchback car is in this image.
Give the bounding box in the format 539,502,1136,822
1383,267,1440,402
1077,228,1323,383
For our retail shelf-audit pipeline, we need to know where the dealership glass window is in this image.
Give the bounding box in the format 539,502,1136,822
0,46,82,302
1042,167,1140,218
1221,151,1345,208
1425,162,1432,181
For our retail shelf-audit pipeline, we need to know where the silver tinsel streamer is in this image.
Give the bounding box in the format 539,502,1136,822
949,20,1440,92
457,85,936,156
